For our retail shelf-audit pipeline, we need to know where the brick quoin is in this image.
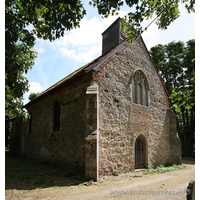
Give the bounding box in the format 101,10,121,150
92,65,105,83
92,55,114,83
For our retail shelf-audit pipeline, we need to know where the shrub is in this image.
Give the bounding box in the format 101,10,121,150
143,164,186,175
83,180,93,186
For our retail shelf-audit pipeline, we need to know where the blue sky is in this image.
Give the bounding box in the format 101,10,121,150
23,1,195,105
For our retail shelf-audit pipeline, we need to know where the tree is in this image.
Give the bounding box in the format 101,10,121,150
28,92,41,101
5,0,86,147
5,0,86,120
5,0,195,120
150,39,195,157
90,0,195,43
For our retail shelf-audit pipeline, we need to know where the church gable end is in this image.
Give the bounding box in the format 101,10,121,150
96,28,181,175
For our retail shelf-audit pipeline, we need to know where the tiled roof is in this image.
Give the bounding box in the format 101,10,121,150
24,41,126,108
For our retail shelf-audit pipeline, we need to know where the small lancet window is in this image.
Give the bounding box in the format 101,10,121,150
53,101,60,131
29,112,32,134
132,70,149,106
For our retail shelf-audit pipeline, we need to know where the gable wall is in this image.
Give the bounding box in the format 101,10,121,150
93,38,181,175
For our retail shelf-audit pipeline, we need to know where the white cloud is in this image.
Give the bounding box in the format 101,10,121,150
60,45,100,63
60,17,104,47
28,82,43,94
141,15,162,50
32,6,194,64
40,7,194,63
34,39,46,53
55,11,128,63
35,46,45,54
60,48,76,58
23,82,43,105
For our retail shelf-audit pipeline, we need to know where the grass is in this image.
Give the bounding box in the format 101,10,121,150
5,150,189,196
5,151,84,191
132,174,142,177
182,157,195,161
142,164,186,175
5,145,10,151
83,180,93,186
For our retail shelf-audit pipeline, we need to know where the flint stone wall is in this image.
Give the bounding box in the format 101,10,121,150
17,75,93,173
94,38,181,175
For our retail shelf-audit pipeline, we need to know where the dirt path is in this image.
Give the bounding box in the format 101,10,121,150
6,160,195,200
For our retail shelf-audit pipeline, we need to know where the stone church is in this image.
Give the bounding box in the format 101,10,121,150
11,18,181,181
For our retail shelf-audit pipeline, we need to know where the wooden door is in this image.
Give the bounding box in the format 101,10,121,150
135,137,145,169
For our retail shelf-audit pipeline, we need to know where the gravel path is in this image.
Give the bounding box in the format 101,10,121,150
6,160,195,200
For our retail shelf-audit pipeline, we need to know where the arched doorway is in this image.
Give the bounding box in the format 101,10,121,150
135,134,147,169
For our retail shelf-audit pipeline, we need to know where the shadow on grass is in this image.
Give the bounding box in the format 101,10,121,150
182,158,195,165
5,151,85,190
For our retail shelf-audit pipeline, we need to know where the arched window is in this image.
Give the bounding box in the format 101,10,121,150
53,101,60,131
132,70,149,106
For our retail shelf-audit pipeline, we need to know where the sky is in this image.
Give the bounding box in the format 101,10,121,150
22,1,195,105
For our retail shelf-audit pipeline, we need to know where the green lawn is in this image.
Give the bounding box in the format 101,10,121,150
5,151,84,191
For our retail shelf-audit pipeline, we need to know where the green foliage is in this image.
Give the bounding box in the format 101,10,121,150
5,144,10,151
5,0,195,151
5,152,84,189
150,39,195,157
21,190,31,194
132,173,142,177
28,92,41,101
5,0,86,120
155,164,186,173
171,76,195,113
5,0,195,121
83,180,93,186
143,164,186,175
143,169,156,175
90,0,195,43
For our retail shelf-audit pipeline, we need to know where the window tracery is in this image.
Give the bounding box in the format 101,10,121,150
132,70,149,106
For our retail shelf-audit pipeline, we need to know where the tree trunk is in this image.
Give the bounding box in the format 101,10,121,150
181,106,187,156
190,106,195,156
186,109,189,127
176,117,183,155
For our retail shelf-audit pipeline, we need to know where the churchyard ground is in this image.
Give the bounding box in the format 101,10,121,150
5,151,195,200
